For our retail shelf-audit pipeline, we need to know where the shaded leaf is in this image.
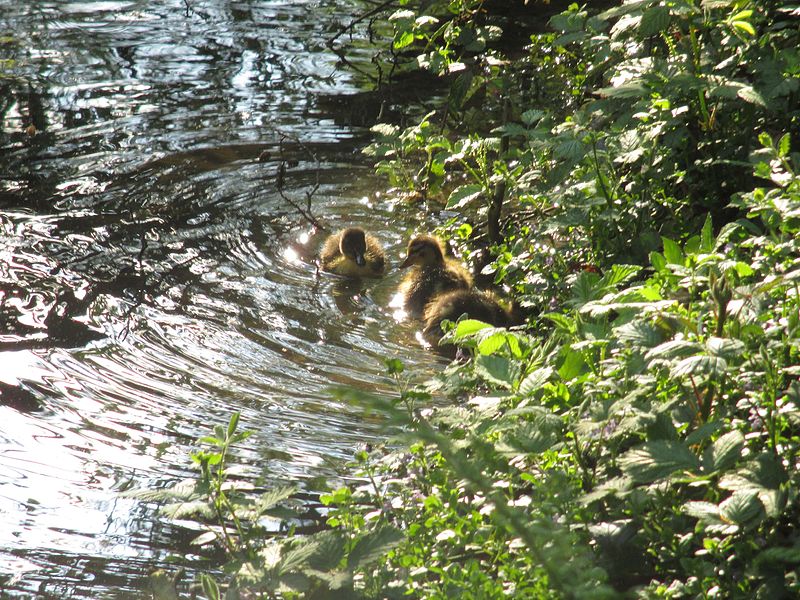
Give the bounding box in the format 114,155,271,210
347,526,404,569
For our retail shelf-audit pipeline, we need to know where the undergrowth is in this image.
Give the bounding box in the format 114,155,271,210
134,1,800,598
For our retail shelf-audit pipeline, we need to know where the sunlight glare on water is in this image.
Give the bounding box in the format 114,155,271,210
0,0,449,596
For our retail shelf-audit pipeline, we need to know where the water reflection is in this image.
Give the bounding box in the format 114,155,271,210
0,0,446,596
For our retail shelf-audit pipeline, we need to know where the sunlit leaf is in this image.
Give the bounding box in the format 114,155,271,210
446,183,484,209
518,367,554,396
671,354,727,378
703,430,744,472
452,318,492,340
475,354,518,389
192,531,218,547
619,440,700,483
720,489,764,526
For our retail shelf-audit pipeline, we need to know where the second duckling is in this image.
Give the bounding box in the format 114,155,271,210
320,227,385,278
397,235,473,317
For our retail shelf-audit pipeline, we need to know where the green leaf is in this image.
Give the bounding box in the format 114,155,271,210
639,5,671,36
347,526,404,569
671,354,727,378
720,489,764,526
475,354,518,389
478,331,510,355
731,20,755,36
703,430,744,472
650,251,667,272
192,531,218,547
645,339,703,361
227,412,240,439
394,30,415,49
521,109,545,125
452,318,492,340
661,237,683,265
200,574,221,600
737,85,767,107
280,539,321,575
684,501,722,522
615,321,664,348
705,337,745,360
778,132,791,157
701,214,714,252
446,183,484,209
558,347,585,381
256,485,297,514
619,440,700,483
518,367,554,396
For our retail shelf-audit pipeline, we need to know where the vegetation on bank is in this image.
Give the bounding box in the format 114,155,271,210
142,0,800,598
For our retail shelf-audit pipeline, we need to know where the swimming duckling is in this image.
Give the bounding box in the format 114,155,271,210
397,235,473,317
422,288,517,339
320,227,385,277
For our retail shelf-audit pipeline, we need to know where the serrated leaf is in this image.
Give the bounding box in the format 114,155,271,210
701,214,714,252
280,539,321,575
615,320,664,347
478,331,510,356
619,440,700,483
671,354,727,377
518,367,554,396
645,339,703,361
639,6,671,36
452,318,492,340
684,501,722,522
720,489,764,525
302,568,352,590
661,237,683,265
499,421,558,455
446,183,484,209
555,138,586,160
737,85,767,107
347,526,404,569
778,132,791,157
521,109,545,125
475,354,518,389
597,82,650,99
704,430,744,472
705,336,745,359
161,500,214,519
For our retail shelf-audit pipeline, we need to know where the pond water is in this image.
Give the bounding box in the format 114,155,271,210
0,1,446,596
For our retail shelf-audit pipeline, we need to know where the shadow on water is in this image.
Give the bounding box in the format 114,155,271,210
0,1,448,596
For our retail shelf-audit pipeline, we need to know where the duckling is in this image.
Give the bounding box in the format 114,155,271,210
397,235,473,317
320,227,385,277
422,288,517,339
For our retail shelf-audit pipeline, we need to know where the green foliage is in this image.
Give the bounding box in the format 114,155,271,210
134,1,800,597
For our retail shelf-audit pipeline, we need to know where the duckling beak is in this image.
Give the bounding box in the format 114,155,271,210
355,253,366,267
399,255,413,269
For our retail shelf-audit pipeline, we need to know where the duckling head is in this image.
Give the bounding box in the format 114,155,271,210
399,235,445,269
339,227,368,266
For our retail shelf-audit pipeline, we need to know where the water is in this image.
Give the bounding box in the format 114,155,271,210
0,1,446,596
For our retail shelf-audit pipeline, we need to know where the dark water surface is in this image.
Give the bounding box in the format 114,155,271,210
0,1,443,596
